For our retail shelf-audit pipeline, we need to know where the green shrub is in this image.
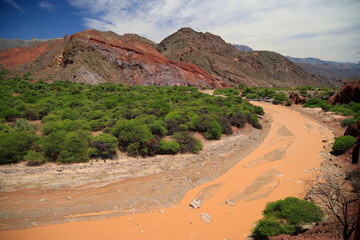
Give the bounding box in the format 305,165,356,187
0,131,38,164
91,133,118,159
149,121,168,136
158,140,181,154
252,218,292,238
1,108,22,121
195,116,222,140
172,132,203,153
303,97,324,108
59,130,91,163
246,93,260,99
111,119,154,155
341,119,357,127
24,150,47,166
42,130,67,160
263,197,324,225
252,197,323,238
332,135,356,154
273,92,287,104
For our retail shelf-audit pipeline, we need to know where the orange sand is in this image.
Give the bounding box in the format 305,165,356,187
0,102,333,240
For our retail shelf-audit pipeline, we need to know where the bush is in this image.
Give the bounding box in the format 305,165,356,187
332,135,356,154
1,108,22,121
252,218,293,238
149,121,168,136
172,132,203,153
91,133,118,159
195,116,222,140
111,119,154,155
229,112,248,128
246,93,260,99
273,92,287,104
263,197,324,225
42,130,67,160
59,130,91,163
341,119,357,127
0,131,38,164
24,150,47,166
158,139,181,154
303,97,324,108
252,197,323,238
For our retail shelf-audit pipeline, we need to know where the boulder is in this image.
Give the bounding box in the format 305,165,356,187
201,213,211,223
189,199,201,209
289,93,306,104
329,80,360,105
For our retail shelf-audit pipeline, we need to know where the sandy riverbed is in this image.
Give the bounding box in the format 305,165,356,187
0,102,334,240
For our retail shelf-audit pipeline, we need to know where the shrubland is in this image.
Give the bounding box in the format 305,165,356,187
0,70,263,164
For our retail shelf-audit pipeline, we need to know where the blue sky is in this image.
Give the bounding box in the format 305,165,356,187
0,1,85,39
0,0,359,63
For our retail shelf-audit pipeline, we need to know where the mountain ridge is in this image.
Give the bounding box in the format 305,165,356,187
0,28,338,87
158,27,334,87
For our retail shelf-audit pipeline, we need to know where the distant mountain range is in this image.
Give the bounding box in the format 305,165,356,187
233,43,360,81
0,28,340,87
285,56,360,80
233,44,253,52
0,38,53,50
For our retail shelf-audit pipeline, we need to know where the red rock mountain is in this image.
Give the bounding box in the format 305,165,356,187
0,29,226,88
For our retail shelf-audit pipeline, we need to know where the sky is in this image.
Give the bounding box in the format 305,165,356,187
0,0,359,63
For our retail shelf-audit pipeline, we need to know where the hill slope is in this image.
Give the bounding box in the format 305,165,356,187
0,30,226,88
158,28,335,87
287,56,360,81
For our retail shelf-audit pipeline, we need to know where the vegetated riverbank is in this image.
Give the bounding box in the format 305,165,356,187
0,102,336,240
0,114,271,230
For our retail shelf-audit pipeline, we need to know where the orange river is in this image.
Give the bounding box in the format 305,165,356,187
0,102,333,240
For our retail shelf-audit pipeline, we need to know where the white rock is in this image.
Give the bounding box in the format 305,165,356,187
225,200,234,206
201,213,211,223
189,199,201,209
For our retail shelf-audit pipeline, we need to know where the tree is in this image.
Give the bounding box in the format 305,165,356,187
306,174,359,240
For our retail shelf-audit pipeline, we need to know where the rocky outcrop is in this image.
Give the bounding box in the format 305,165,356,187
289,93,306,105
344,119,360,140
345,119,360,164
73,67,104,84
329,80,360,104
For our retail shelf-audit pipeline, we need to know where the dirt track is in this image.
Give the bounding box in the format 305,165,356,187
0,102,335,240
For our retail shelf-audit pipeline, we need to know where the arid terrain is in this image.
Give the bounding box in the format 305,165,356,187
0,100,349,240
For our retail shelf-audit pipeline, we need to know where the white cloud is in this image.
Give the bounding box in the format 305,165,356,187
39,1,54,11
2,0,24,12
69,0,360,62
